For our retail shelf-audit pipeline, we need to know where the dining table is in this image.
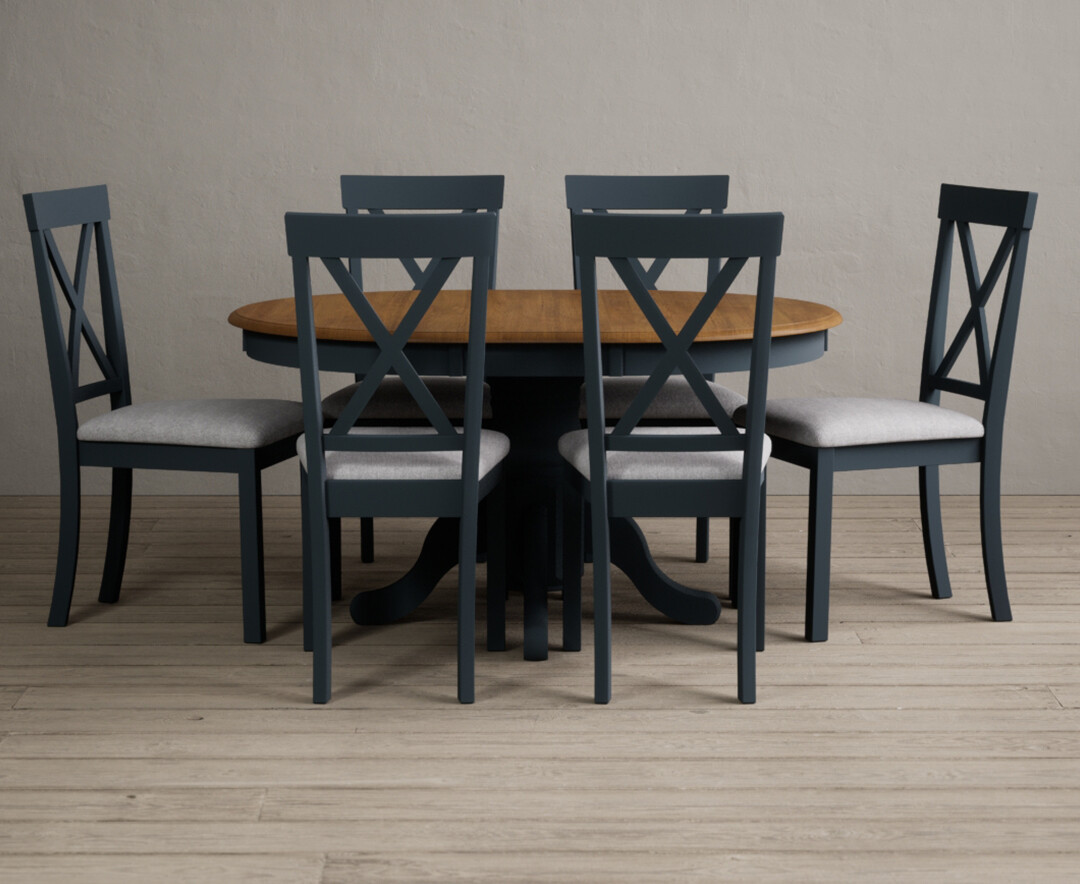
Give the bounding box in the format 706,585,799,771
228,288,842,660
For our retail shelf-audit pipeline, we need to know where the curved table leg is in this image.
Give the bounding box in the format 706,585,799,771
350,517,459,625
609,517,722,625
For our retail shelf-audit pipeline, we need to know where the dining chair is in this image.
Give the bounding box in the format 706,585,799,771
330,175,503,565
286,210,508,704
24,184,304,643
560,210,784,704
745,183,1036,642
565,174,744,564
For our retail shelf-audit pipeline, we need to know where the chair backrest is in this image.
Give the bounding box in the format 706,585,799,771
341,174,504,289
919,183,1037,441
284,211,497,487
23,184,133,443
565,175,730,288
571,211,783,486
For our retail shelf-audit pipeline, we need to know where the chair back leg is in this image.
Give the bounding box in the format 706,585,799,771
48,452,82,627
980,450,1013,622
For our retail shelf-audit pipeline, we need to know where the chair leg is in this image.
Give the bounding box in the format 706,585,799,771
980,452,1013,622
590,492,612,705
757,475,767,652
736,486,760,704
486,482,508,652
302,468,333,704
98,467,132,604
300,469,313,652
728,518,740,609
48,454,81,627
458,503,480,706
237,462,267,644
329,517,342,602
919,465,953,600
805,450,834,643
523,504,549,662
561,479,582,652
360,517,374,564
695,517,709,563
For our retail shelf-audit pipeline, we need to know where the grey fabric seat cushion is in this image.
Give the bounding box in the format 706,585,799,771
77,399,305,449
323,377,493,421
580,376,747,421
558,427,770,482
742,397,986,448
298,426,510,481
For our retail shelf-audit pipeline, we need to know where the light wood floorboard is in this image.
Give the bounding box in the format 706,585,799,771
0,494,1078,882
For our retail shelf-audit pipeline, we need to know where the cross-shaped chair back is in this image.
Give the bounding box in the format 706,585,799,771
571,211,783,482
284,211,497,484
341,175,504,291
24,185,133,442
919,184,1037,441
565,175,730,289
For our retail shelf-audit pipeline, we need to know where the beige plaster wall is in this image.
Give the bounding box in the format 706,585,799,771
1,0,1077,495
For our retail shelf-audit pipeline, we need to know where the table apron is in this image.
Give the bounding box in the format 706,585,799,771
242,330,829,378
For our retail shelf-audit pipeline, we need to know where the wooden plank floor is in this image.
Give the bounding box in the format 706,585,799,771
1,494,1078,882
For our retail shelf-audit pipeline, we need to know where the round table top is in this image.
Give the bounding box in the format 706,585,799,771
228,289,842,345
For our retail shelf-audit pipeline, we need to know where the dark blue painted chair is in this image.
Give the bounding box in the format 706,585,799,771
330,175,503,565
560,211,784,704
745,184,1036,642
287,210,508,704
565,175,744,564
24,185,304,643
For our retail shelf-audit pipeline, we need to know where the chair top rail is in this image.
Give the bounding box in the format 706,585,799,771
571,212,783,260
24,184,110,231
285,211,498,260
341,175,505,211
566,175,729,211
938,184,1037,230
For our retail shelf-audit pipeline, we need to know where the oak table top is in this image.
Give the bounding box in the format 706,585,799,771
228,289,842,345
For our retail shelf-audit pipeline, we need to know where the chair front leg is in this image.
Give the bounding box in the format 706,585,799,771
237,459,267,644
303,470,334,704
728,518,740,609
695,517,709,563
523,503,549,662
805,449,835,643
757,473,767,652
919,464,952,600
485,481,508,652
98,467,132,604
48,451,81,627
329,517,342,602
561,476,582,652
736,484,760,704
590,491,613,705
980,448,1013,622
360,516,374,563
458,506,479,704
